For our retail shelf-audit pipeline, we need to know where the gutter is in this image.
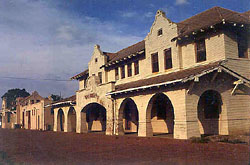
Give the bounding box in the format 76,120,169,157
44,101,76,108
106,79,183,96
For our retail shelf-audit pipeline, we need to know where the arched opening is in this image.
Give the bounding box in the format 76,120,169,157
81,103,106,133
198,90,222,135
119,98,139,135
146,93,174,136
57,109,65,132
67,107,76,132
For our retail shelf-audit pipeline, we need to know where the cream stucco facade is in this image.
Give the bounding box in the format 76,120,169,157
51,8,250,139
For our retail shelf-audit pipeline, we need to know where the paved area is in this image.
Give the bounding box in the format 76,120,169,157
0,129,249,165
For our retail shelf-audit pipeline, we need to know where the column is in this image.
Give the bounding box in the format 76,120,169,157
80,112,88,133
173,90,200,139
53,109,58,132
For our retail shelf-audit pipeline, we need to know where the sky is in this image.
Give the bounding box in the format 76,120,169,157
0,0,249,104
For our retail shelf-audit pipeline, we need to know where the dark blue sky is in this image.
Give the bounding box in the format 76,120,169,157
51,0,249,37
0,0,248,102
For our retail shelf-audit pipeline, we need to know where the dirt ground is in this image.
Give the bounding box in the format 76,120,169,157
0,129,249,165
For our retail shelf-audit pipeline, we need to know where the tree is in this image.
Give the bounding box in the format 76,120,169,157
50,94,63,102
1,88,30,110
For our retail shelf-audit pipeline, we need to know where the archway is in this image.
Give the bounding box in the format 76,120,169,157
119,98,139,135
67,107,76,132
146,93,174,136
198,90,222,135
57,109,65,132
81,103,106,133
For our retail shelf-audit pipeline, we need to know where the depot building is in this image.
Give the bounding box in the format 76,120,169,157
48,7,250,139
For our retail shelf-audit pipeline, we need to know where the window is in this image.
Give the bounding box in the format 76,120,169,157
152,53,159,73
127,63,132,77
237,35,248,58
36,100,40,103
7,113,10,123
115,67,119,80
121,66,125,79
164,48,172,69
134,60,139,75
95,58,98,63
31,100,34,104
195,39,206,62
158,28,163,36
98,72,102,84
51,109,54,115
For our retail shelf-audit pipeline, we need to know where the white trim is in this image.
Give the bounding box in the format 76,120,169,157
44,101,76,108
106,79,182,96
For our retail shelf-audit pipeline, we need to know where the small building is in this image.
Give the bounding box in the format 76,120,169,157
18,91,53,130
0,97,17,129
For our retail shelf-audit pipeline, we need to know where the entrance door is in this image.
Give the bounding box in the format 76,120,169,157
125,120,131,130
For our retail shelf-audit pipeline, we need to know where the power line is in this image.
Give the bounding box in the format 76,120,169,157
0,76,73,82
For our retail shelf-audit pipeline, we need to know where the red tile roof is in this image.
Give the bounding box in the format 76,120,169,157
177,6,250,38
71,69,89,80
241,11,250,19
106,40,145,64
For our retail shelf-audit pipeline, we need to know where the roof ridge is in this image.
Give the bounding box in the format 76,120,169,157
215,6,223,20
178,6,244,24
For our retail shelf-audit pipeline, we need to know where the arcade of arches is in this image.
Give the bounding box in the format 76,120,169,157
52,87,250,139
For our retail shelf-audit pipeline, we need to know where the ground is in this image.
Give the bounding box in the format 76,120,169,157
0,129,249,165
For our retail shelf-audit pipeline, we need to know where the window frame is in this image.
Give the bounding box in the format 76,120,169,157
151,53,159,73
157,28,163,36
237,34,248,58
98,72,102,84
134,60,139,75
195,38,207,63
120,65,125,79
164,48,173,70
127,63,132,77
7,113,10,123
115,67,119,80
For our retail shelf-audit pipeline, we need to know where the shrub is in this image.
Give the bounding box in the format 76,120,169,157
190,136,210,143
219,138,247,144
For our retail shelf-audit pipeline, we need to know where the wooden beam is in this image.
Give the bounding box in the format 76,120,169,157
211,71,219,83
187,81,195,94
194,76,199,82
231,80,244,95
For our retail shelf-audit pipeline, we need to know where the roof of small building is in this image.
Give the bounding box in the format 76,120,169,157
53,95,76,104
46,95,76,107
176,6,250,38
19,91,44,106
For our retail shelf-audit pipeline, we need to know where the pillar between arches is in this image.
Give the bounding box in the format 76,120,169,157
63,108,69,133
137,96,153,137
173,90,200,139
53,109,58,132
80,110,88,133
76,110,81,133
